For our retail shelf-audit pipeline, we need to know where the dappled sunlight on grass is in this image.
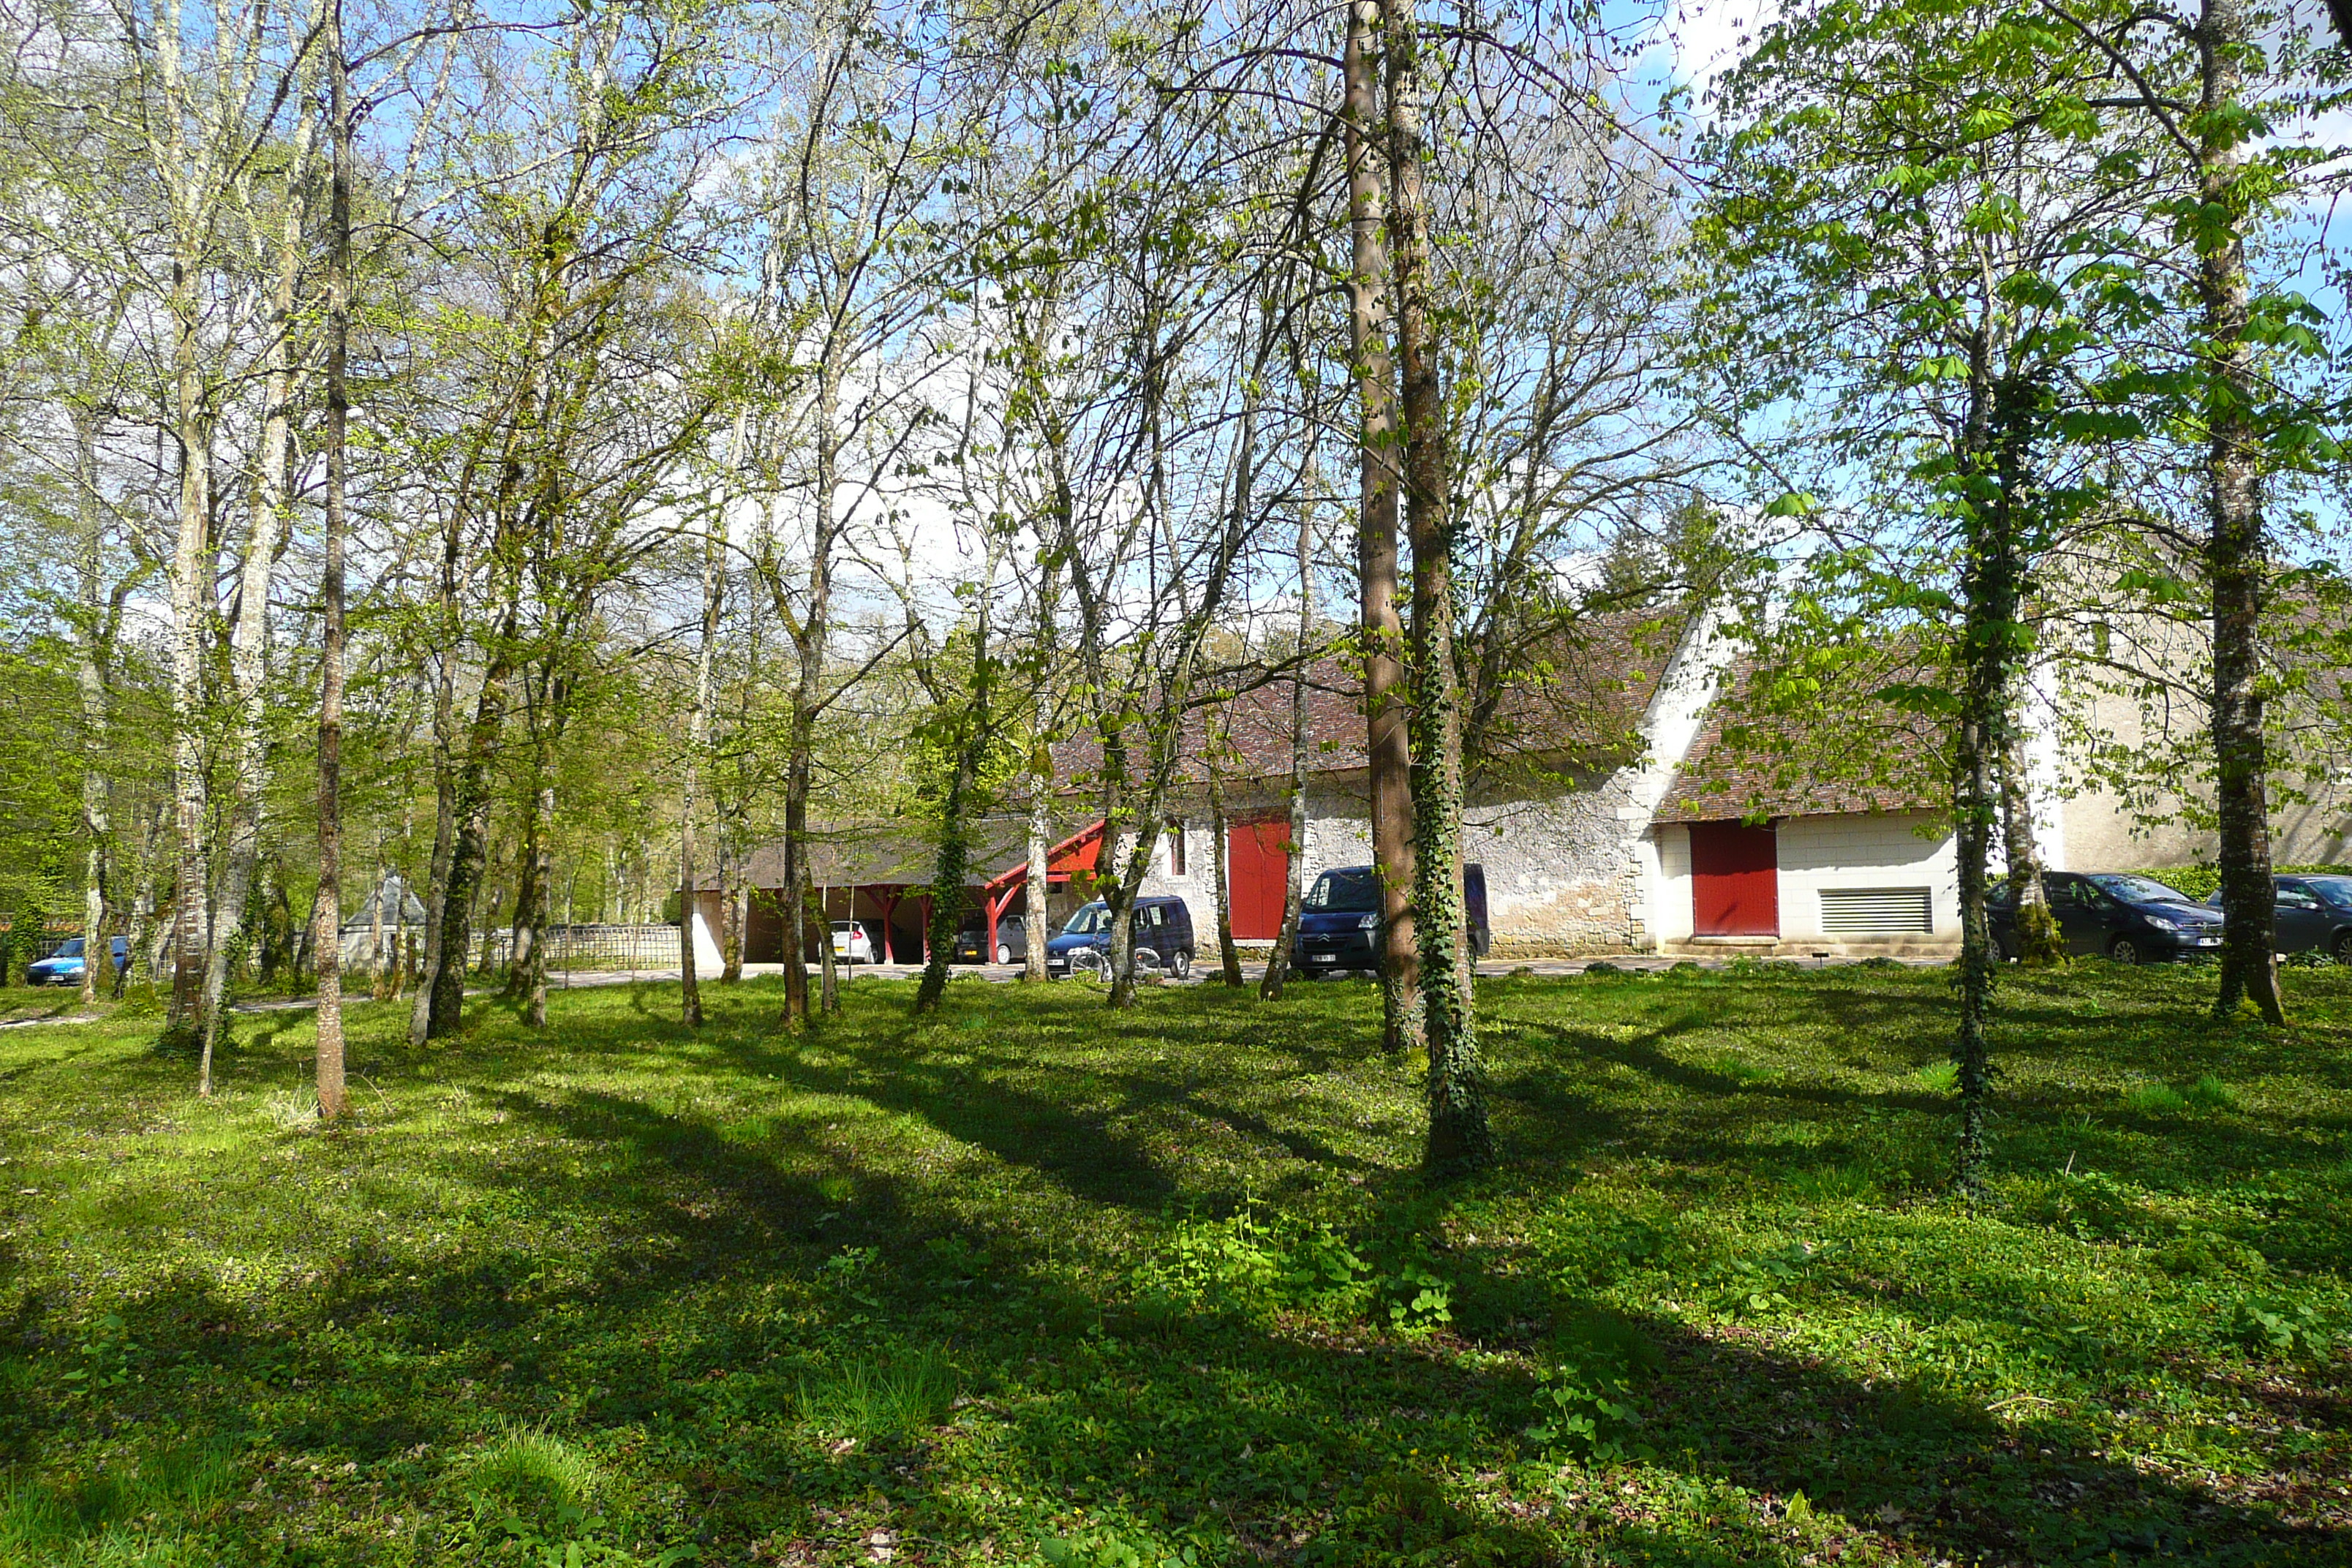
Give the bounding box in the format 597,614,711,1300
1,965,2348,1564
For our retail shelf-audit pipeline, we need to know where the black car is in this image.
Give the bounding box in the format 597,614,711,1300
2204,875,2352,962
1990,871,2223,964
951,918,1030,965
1294,862,1490,976
1044,896,1196,979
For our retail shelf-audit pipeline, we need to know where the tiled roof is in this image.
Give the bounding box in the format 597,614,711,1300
1050,608,1692,791
1655,661,1948,823
690,817,1033,892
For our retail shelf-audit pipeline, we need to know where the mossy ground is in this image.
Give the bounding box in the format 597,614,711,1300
1,962,2347,1565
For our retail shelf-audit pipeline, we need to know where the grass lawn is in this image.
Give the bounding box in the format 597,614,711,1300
1,963,2348,1567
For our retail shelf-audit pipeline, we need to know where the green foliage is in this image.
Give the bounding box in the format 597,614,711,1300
792,1352,958,1441
1129,1205,1370,1323
2226,1296,2333,1361
2126,865,2352,902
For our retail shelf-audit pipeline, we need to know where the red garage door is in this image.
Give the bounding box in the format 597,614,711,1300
1690,821,1778,936
1226,819,1290,940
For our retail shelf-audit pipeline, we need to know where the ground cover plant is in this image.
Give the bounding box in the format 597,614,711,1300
1,965,2348,1566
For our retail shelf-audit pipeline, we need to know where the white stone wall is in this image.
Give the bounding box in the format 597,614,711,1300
1653,810,1960,956
1774,812,1959,949
1129,613,1735,957
1650,823,1695,942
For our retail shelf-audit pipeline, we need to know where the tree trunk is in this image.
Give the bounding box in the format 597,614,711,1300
1023,770,1051,982
1949,344,2038,1192
201,110,311,1067
507,817,538,1000
410,582,461,1046
681,497,723,1025
913,772,972,1014
1207,772,1244,986
125,833,157,995
165,268,214,1047
1346,0,1417,1053
2198,0,2283,1025
777,355,843,1030
315,3,351,1120
73,407,113,1008
1262,482,1318,1001
426,618,519,1037
1997,698,2064,966
525,785,552,1026
1384,0,1488,1173
918,589,992,1014
813,876,840,1009
721,839,746,984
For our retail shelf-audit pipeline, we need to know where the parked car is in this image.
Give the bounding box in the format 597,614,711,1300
2203,875,2352,962
1990,871,2222,963
951,919,1029,965
25,936,129,987
1293,862,1490,976
1044,896,1195,979
829,921,874,964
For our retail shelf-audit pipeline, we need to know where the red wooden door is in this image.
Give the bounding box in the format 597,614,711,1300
1226,819,1290,939
1689,821,1778,936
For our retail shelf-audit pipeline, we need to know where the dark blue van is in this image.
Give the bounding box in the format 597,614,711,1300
1294,863,1488,976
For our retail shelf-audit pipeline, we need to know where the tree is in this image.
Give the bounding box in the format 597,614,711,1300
1341,0,1417,1051
1382,0,1489,1173
1700,0,2193,1185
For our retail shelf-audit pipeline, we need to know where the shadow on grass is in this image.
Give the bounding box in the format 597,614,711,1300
5,971,2346,1564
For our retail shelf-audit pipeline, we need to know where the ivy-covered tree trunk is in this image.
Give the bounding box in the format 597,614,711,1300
1384,0,1489,1174
1345,0,1418,1053
1950,363,2039,1194
913,789,970,1014
2198,0,2283,1025
1997,701,2064,966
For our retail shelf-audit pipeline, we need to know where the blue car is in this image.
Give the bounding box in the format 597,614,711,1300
1293,863,1489,976
25,935,129,987
1989,872,2221,964
1044,897,1196,979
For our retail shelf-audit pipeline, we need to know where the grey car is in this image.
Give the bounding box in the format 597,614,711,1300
2205,875,2352,963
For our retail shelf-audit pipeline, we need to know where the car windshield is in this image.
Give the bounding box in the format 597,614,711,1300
1063,902,1107,936
2300,876,2352,911
2087,874,2194,905
1304,870,1382,913
50,938,83,957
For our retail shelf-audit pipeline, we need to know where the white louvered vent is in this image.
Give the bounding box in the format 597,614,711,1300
1819,886,1933,934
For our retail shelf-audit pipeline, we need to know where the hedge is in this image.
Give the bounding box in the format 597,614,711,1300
2123,864,2352,902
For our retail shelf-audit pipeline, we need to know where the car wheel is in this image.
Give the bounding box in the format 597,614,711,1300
2333,930,2352,966
2108,936,2143,965
1995,931,2019,963
996,943,1012,965
1171,947,1193,980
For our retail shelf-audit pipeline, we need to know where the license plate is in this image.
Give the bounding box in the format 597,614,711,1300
1307,953,1334,962
2196,936,2220,946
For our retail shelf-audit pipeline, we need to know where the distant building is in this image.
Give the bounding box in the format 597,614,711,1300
698,602,2351,965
